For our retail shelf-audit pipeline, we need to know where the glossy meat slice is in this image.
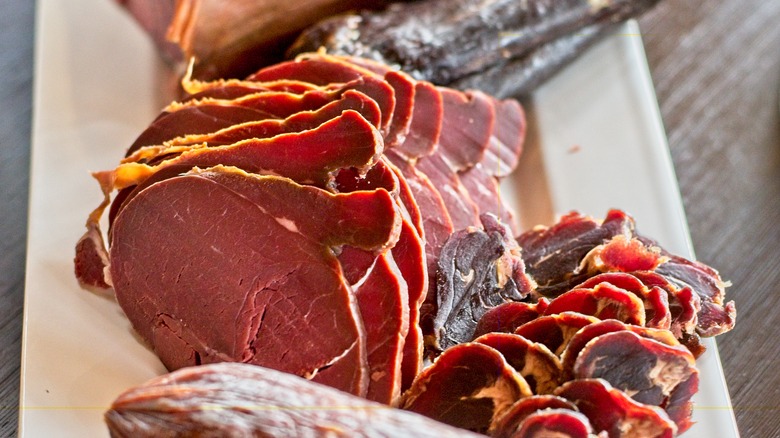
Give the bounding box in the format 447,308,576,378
575,272,671,330
573,331,698,433
473,332,562,395
105,110,383,192
400,342,531,433
126,90,383,163
490,395,580,438
505,409,596,438
473,300,548,339
514,312,599,357
105,362,483,438
109,167,401,395
555,379,677,438
544,282,647,327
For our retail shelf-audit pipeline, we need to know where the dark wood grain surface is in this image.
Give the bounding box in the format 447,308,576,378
1,1,778,436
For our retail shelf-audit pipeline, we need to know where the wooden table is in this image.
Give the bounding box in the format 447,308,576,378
2,1,778,436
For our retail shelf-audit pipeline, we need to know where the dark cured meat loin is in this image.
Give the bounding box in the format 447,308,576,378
110,167,401,396
555,379,677,438
105,362,483,438
560,319,680,382
473,333,562,396
573,331,698,433
127,89,383,163
473,300,548,339
105,110,383,192
400,342,531,434
433,214,534,351
544,283,647,327
449,24,613,99
490,395,579,438
514,312,599,357
575,273,672,330
288,0,660,86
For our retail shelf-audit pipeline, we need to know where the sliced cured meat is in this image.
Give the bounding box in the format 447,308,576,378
514,312,599,357
573,331,698,432
127,105,274,154
473,333,562,395
504,409,596,438
106,110,383,192
560,319,679,382
653,253,736,338
127,90,383,163
414,154,480,229
249,55,415,144
473,300,548,339
350,252,409,404
555,379,677,438
434,88,493,171
109,167,401,396
575,273,672,330
490,395,580,438
396,81,443,159
480,96,526,178
544,283,647,327
517,210,634,297
400,342,531,433
105,362,484,438
433,214,535,351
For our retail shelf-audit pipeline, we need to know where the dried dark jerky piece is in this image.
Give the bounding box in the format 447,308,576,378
289,0,660,86
400,342,531,433
105,362,484,438
433,214,535,351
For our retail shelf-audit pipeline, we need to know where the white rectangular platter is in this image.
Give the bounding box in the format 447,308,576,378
20,0,739,436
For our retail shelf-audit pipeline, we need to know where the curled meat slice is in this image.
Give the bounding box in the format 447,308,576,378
575,272,671,330
490,395,579,438
106,362,483,438
544,283,646,327
473,333,562,395
473,300,549,339
560,319,679,382
573,331,698,433
514,312,599,356
555,379,677,438
400,342,531,433
506,409,596,438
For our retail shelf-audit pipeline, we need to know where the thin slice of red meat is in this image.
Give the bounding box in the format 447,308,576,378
490,395,580,438
110,167,401,396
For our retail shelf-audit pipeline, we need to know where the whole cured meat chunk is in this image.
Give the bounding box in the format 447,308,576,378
106,362,483,438
400,342,531,433
109,167,401,396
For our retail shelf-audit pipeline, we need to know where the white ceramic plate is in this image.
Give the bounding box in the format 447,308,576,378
19,0,739,436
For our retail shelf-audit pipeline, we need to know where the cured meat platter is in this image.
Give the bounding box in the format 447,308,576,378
19,0,739,436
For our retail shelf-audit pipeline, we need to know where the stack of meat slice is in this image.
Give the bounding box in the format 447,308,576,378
73,53,527,404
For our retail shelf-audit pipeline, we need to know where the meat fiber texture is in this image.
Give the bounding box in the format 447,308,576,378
412,209,735,436
73,54,527,406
